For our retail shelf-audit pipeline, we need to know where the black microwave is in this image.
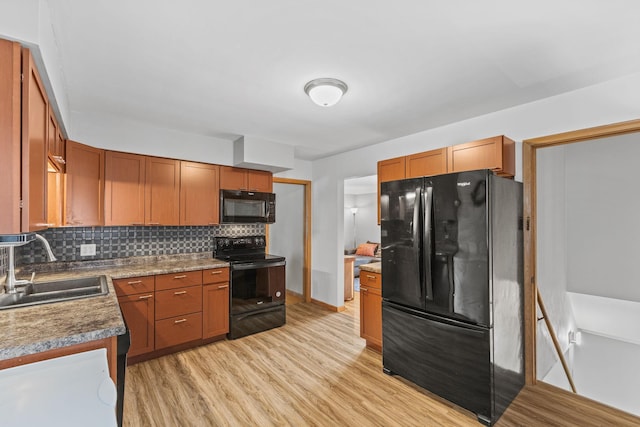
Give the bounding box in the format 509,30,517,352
220,190,276,223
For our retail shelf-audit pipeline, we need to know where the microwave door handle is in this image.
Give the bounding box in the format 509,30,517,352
423,185,434,301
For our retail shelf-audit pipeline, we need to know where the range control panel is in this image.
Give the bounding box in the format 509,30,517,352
216,236,266,252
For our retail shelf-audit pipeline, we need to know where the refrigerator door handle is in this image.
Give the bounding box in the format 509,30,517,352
413,186,423,301
423,185,434,301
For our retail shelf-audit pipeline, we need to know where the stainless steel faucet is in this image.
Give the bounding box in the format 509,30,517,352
1,233,57,294
34,233,58,262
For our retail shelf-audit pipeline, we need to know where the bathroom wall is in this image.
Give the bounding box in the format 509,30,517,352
15,224,265,265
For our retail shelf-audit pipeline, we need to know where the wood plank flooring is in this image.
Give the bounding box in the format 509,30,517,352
124,294,640,427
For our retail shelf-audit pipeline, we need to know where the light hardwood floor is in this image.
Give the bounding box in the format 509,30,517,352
124,293,640,426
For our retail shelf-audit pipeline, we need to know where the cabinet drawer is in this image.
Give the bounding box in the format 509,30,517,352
155,285,202,320
155,312,202,349
113,275,155,296
360,272,381,289
203,267,229,284
155,270,202,291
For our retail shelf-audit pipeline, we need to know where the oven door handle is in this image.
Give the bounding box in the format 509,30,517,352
231,260,286,270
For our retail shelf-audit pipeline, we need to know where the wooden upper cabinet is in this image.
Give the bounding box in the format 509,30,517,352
0,39,22,234
21,47,49,232
377,156,406,224
47,107,65,170
180,161,219,225
220,166,272,192
247,169,272,192
105,151,146,225
145,157,180,225
447,136,515,178
65,141,105,226
406,148,448,178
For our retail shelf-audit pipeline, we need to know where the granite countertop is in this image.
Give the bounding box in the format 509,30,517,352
0,253,229,361
359,262,381,274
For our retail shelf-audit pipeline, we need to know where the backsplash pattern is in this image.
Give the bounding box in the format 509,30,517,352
15,223,266,265
0,247,7,277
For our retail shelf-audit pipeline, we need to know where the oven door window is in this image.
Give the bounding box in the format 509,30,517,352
231,265,285,314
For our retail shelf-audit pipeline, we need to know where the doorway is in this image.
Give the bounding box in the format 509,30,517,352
268,178,311,304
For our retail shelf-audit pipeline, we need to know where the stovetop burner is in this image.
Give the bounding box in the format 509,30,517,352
215,236,285,264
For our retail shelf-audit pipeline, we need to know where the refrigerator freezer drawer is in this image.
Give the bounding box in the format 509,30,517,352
382,302,492,422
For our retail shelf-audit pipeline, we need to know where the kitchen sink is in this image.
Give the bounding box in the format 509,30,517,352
0,275,109,310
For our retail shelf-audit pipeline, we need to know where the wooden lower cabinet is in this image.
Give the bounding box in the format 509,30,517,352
116,267,229,362
360,271,382,351
155,312,203,349
203,267,230,339
117,293,155,357
203,282,230,338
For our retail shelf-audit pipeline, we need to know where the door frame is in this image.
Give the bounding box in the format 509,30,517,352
270,177,312,303
522,118,640,385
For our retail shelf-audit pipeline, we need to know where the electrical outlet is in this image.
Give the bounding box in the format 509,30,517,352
80,243,96,257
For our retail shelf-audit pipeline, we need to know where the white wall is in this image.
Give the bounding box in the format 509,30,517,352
311,71,640,307
270,183,305,295
0,0,71,134
565,134,640,302
343,192,380,251
536,145,576,379
545,332,640,417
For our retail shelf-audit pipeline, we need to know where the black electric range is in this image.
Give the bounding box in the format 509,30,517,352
215,236,286,339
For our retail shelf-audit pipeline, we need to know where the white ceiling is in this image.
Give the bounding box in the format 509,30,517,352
47,0,640,160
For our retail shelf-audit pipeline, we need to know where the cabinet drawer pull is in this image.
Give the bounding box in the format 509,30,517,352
148,222,160,225
127,280,143,285
174,318,187,324
210,271,223,275
138,295,153,300
131,223,144,226
173,275,187,279
217,284,229,289
366,275,376,279
360,287,368,292
174,290,187,295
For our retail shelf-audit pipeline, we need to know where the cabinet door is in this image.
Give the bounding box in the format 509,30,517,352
21,48,48,232
406,148,448,178
0,39,22,233
65,141,105,226
247,169,272,192
145,157,180,225
219,166,247,190
118,293,155,357
377,156,406,224
203,283,230,338
180,161,219,225
105,151,145,225
447,136,515,178
360,285,382,350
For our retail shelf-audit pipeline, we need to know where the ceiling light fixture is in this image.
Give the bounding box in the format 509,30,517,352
304,78,348,107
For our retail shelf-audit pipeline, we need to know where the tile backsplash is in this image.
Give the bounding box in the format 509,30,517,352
0,247,7,276
14,223,265,266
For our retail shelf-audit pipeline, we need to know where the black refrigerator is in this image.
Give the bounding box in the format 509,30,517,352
380,169,524,426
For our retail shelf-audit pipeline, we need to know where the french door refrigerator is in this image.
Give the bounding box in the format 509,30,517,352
380,169,524,426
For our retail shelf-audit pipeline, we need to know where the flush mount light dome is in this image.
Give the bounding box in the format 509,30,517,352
304,78,348,107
